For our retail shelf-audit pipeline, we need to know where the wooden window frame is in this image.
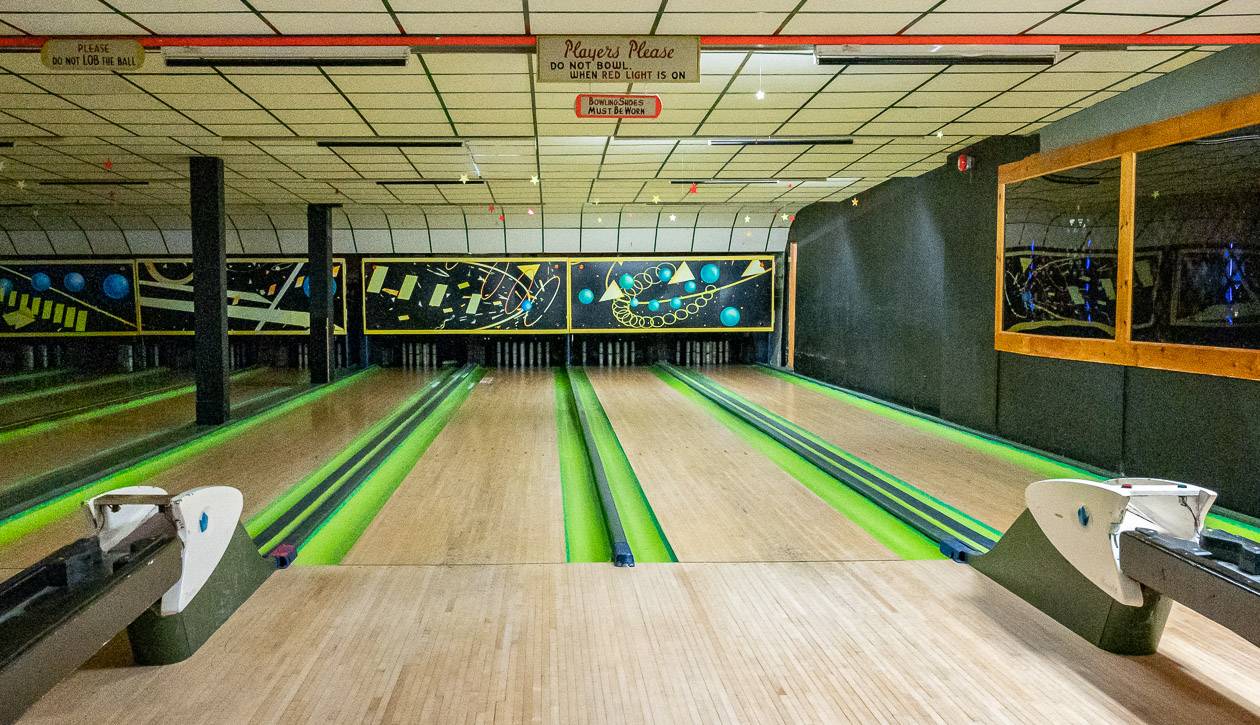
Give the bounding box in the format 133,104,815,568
995,91,1260,381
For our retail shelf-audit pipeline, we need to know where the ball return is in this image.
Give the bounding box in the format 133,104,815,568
0,485,271,723
970,477,1260,654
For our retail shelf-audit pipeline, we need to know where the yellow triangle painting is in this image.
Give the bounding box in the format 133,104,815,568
671,262,695,285
518,263,540,281
599,283,624,302
741,260,765,278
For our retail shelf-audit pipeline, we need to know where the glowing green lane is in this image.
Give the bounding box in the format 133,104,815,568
554,369,613,563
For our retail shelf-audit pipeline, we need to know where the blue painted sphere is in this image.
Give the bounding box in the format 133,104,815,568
700,263,720,284
521,299,534,312
657,266,674,283
31,272,51,292
618,272,635,290
578,288,595,304
63,272,85,293
102,273,130,300
302,275,338,297
647,299,660,312
630,297,640,308
719,306,741,327
684,280,697,294
670,296,682,310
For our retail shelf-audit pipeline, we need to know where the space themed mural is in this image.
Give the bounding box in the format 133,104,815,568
0,260,138,336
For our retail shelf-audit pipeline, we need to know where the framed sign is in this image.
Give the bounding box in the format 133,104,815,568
575,94,662,119
537,35,699,84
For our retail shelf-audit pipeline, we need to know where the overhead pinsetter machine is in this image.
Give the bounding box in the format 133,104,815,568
0,485,272,723
970,477,1259,654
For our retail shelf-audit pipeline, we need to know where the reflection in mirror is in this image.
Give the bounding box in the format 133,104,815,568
1002,158,1121,339
1134,124,1260,350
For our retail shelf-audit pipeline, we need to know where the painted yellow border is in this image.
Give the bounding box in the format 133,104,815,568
361,255,776,335
0,258,140,337
135,256,349,337
995,89,1260,382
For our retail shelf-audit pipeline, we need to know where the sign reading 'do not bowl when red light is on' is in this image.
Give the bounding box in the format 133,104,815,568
575,93,662,119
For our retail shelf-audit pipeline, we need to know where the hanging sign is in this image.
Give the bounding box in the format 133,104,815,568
537,35,699,84
40,39,145,71
575,93,663,119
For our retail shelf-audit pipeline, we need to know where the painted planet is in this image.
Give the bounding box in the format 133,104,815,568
102,273,130,300
684,280,697,294
647,299,660,312
578,288,595,304
618,272,635,290
302,275,338,297
0,278,13,296
63,272,85,293
719,306,741,327
670,296,682,310
700,263,720,284
657,266,674,283
31,272,51,292
630,297,640,308
521,299,534,312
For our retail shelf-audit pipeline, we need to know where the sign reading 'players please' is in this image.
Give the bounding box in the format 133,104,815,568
537,35,699,83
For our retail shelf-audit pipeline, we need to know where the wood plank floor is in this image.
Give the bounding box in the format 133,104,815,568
708,367,1032,531
342,370,566,566
0,369,430,571
20,561,1260,724
587,369,899,563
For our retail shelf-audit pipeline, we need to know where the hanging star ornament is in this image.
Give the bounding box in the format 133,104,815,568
498,213,505,222
103,159,113,171
1151,190,1160,199
688,182,698,194
651,194,660,204
459,173,468,184
15,179,25,190
529,174,539,185
488,203,495,212
851,197,859,206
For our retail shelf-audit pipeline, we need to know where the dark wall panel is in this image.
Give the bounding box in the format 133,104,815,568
997,353,1125,468
1125,368,1260,515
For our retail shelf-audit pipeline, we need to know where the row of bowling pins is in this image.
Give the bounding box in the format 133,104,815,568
229,343,250,371
289,342,348,370
401,342,437,369
115,341,163,373
580,340,638,368
496,340,551,368
674,339,732,366
18,343,62,371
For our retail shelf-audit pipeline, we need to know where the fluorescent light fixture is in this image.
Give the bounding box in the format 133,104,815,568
376,179,486,186
815,44,1059,66
37,180,149,186
670,179,785,185
317,140,463,149
708,137,852,147
163,45,410,68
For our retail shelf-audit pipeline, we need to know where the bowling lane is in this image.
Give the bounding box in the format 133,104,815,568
0,367,186,428
0,368,302,492
0,369,431,571
587,368,901,563
706,367,1032,531
343,370,565,566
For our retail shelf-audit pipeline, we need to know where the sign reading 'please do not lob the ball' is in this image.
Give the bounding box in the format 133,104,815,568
537,35,700,83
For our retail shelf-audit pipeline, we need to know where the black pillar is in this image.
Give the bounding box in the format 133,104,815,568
190,156,229,425
307,203,337,385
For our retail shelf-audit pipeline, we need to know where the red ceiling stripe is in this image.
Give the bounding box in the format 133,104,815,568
0,34,1255,49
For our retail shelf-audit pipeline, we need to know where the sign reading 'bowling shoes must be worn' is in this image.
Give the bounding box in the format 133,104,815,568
575,94,663,119
537,35,699,83
40,39,145,71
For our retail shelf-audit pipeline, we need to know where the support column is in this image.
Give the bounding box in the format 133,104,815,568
307,203,338,385
191,156,229,425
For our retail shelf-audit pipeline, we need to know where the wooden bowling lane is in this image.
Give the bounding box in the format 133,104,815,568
707,367,1031,531
586,368,900,563
0,369,431,572
0,368,186,428
0,368,303,492
19,561,1260,723
342,370,566,566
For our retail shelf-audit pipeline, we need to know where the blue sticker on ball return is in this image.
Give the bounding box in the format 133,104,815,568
657,266,673,283
520,299,534,312
102,273,130,300
618,273,635,290
647,299,660,312
719,306,741,327
302,275,338,297
30,272,51,292
670,296,682,310
63,272,85,293
578,288,595,304
700,263,720,284
684,280,697,294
